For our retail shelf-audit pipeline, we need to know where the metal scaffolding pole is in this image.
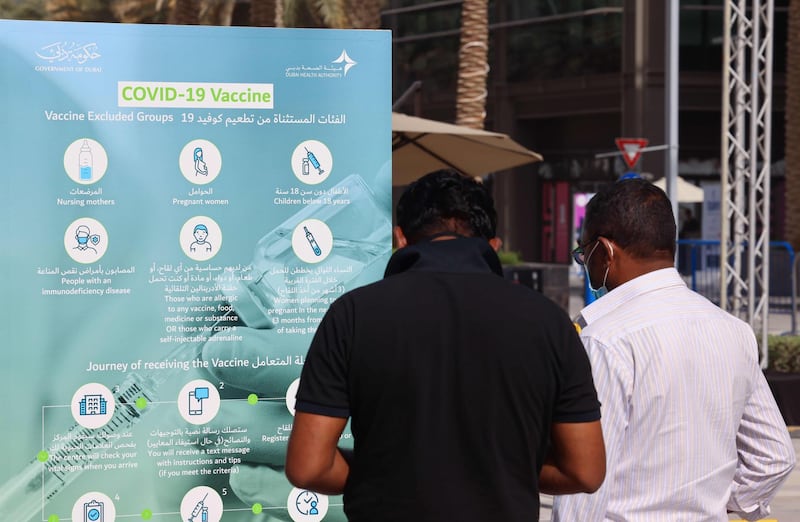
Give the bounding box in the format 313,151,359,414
720,0,774,366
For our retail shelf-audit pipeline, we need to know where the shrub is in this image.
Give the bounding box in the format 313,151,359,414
768,335,800,373
497,249,523,266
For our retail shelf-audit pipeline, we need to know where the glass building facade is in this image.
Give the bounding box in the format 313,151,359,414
384,1,789,260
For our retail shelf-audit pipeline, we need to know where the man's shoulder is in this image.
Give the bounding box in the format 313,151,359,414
341,269,565,317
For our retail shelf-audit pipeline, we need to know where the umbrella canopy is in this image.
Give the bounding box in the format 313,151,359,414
653,176,704,203
392,112,543,185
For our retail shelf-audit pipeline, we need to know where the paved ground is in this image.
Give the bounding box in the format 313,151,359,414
539,435,800,521
539,276,800,521
761,432,800,522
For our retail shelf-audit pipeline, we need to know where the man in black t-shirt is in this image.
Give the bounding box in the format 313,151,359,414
285,169,605,521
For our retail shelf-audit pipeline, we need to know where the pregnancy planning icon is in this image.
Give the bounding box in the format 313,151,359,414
291,219,332,264
291,140,332,185
64,138,108,184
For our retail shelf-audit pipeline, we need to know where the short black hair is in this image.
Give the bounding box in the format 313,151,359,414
584,178,676,258
396,169,497,244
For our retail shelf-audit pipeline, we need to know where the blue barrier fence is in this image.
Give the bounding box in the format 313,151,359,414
677,239,797,334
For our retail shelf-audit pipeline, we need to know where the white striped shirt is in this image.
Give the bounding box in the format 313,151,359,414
553,268,795,522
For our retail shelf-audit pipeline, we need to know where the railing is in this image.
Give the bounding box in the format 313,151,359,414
677,240,797,334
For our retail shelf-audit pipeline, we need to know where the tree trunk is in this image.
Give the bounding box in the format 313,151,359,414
110,0,161,23
45,0,82,20
787,0,800,249
170,0,199,24
283,0,382,29
251,0,278,27
456,0,489,130
344,0,382,29
198,0,235,25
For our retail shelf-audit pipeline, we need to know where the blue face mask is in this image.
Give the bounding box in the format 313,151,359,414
77,235,89,245
583,240,612,299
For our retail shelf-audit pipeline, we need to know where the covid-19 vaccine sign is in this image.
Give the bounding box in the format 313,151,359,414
0,20,391,522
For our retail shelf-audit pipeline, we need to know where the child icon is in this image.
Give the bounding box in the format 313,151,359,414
180,216,221,261
190,224,212,253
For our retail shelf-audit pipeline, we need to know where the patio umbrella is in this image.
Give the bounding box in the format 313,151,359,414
392,112,543,185
653,176,704,203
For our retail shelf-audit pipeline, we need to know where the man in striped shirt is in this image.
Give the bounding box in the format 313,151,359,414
553,178,795,521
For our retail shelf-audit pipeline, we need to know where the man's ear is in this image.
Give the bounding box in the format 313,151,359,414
393,226,408,249
489,237,503,252
599,237,615,262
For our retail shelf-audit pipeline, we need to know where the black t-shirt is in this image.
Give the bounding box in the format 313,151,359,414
296,237,600,522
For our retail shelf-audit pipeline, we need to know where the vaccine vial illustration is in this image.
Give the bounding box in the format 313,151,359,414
292,140,332,184
188,493,208,522
78,139,93,180
180,486,223,522
222,174,391,328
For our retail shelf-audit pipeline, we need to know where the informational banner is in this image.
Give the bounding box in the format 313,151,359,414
0,20,391,522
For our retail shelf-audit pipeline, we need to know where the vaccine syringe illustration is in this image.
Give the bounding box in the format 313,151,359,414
0,173,392,522
304,147,324,175
188,492,209,522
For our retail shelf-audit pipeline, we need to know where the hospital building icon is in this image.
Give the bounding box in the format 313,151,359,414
79,394,107,416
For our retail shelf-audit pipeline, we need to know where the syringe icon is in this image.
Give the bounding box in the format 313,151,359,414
187,492,209,522
304,147,324,175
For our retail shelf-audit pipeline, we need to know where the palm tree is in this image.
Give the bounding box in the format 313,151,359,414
787,0,800,250
343,0,382,29
45,0,86,20
45,0,166,22
197,0,235,25
283,0,383,29
110,0,161,23
251,0,280,27
1,0,45,19
169,0,198,24
455,0,489,130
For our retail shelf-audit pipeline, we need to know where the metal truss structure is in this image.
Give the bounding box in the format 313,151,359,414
720,0,774,365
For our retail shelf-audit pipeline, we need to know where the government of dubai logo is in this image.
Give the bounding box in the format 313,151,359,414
332,49,357,76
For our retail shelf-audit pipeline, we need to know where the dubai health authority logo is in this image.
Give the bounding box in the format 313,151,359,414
332,49,357,76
